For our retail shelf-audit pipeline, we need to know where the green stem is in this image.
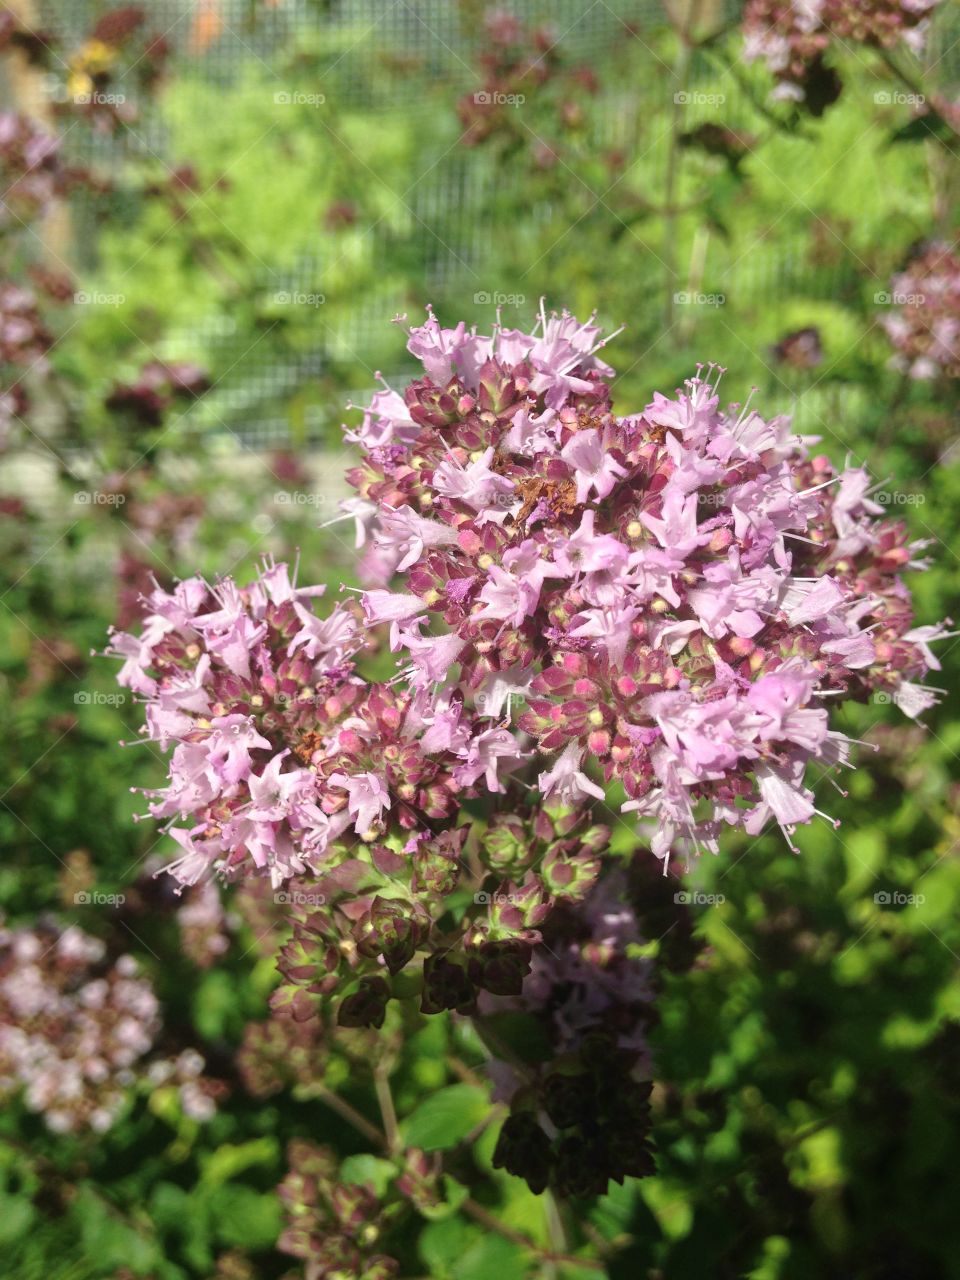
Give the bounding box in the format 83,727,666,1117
663,39,691,329
542,1190,567,1279
374,1061,401,1156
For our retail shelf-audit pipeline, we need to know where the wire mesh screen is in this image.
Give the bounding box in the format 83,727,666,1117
20,0,676,450
10,0,960,455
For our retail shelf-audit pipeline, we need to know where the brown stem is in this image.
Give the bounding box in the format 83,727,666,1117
463,1197,534,1246
315,1085,386,1149
314,1085,593,1265
464,1196,606,1268
446,1054,484,1086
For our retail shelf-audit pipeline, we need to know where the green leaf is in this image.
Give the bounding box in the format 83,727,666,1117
200,1138,278,1188
148,1182,193,1234
148,1181,213,1272
210,1184,283,1248
419,1216,482,1277
0,1189,34,1245
193,969,240,1040
457,1233,531,1280
338,1154,397,1196
416,1174,470,1221
401,1084,490,1151
75,1185,161,1271
590,1178,641,1239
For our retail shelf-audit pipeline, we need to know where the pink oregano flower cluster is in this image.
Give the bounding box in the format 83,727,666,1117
882,240,960,380
0,919,221,1133
108,304,944,1196
346,305,945,856
742,0,941,106
108,305,945,993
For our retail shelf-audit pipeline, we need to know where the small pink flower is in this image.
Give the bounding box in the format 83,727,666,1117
560,428,626,504
328,770,391,834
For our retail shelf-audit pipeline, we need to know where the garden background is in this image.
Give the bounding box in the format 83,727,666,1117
1,1,959,1277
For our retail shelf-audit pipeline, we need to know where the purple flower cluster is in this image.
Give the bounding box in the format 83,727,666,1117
108,559,510,884
742,0,941,106
277,1139,398,1280
882,241,960,380
346,305,944,866
0,274,68,455
0,283,52,369
177,878,232,968
108,556,612,1028
238,996,327,1098
0,114,68,452
0,919,219,1132
109,306,946,995
483,868,658,1195
456,9,599,161
105,359,211,428
0,112,61,229
108,307,944,1194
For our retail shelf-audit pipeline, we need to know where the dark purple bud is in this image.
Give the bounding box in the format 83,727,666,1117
492,1113,552,1195
420,954,476,1015
338,977,390,1029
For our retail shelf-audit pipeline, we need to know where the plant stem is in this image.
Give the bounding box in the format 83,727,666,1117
446,1053,484,1086
663,37,691,330
463,1197,533,1246
462,1199,604,1271
316,1085,386,1149
542,1190,567,1279
374,1061,401,1156
320,1056,603,1268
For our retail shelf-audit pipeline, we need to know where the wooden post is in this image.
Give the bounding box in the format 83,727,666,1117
4,0,74,270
